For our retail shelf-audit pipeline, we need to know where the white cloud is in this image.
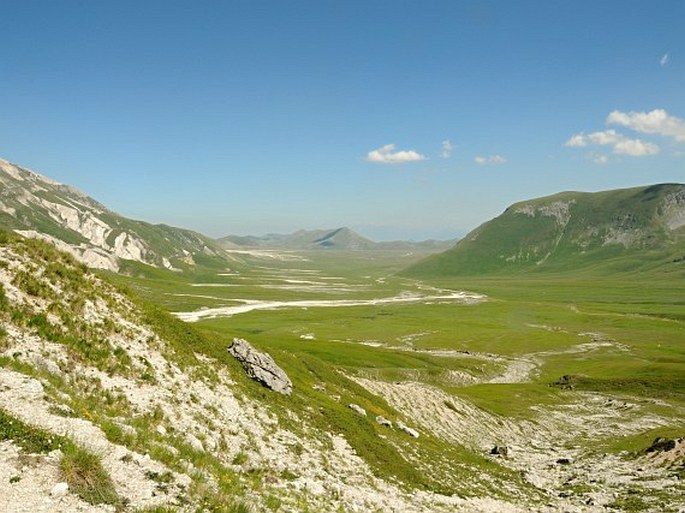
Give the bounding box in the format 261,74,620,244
586,129,623,145
474,155,507,165
592,154,609,165
660,53,669,67
613,138,660,156
607,109,685,142
441,139,453,159
565,129,659,157
366,144,427,164
564,134,587,147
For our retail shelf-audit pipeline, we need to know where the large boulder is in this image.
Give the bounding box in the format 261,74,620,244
228,338,293,395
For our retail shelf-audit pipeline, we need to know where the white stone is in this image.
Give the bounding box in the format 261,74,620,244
349,404,366,416
50,482,69,497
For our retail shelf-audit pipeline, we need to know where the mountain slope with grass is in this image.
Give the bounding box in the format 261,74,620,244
0,158,227,272
405,183,685,277
0,229,546,512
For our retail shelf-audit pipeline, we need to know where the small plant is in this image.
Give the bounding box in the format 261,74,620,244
280,468,298,480
231,451,248,465
0,325,8,350
12,270,52,299
60,444,121,507
0,282,8,311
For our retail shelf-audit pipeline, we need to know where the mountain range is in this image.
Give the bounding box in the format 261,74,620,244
405,183,685,277
2,157,685,278
1,157,683,512
219,227,455,252
0,158,454,273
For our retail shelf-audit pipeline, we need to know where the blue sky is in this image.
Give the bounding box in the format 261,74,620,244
2,1,684,240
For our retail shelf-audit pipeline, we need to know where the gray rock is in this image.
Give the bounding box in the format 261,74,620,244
397,420,419,438
376,415,393,428
349,403,367,416
228,338,292,395
490,445,509,457
185,433,204,452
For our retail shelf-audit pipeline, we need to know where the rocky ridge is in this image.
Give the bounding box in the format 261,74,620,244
0,158,224,272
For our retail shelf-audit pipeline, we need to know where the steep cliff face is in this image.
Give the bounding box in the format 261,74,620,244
0,158,224,272
406,184,685,276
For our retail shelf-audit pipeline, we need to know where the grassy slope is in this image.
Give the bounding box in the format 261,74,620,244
405,184,685,278
113,246,685,456
106,250,541,498
5,226,682,507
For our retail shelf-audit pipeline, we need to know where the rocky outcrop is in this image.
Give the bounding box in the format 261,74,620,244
228,338,292,395
0,157,225,271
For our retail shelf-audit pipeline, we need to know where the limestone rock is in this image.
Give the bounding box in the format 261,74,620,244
186,433,204,452
376,415,393,428
50,482,69,498
228,338,292,395
349,403,367,416
397,420,419,438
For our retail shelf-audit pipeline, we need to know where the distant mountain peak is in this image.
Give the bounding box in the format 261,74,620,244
218,227,454,252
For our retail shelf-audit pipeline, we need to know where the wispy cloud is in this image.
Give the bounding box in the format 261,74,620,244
592,154,609,165
366,144,427,164
660,53,669,67
440,139,453,159
607,109,685,142
564,129,659,156
474,155,507,165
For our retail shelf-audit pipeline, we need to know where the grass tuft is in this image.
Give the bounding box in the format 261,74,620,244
60,444,122,508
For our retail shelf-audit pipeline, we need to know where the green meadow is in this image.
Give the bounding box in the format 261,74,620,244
111,248,685,466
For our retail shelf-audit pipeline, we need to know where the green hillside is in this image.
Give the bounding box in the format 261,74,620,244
405,184,685,277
